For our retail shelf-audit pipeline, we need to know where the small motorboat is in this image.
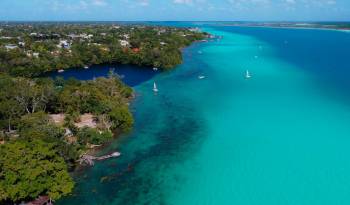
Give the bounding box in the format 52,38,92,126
153,67,158,71
198,75,206,79
84,65,89,69
58,69,64,73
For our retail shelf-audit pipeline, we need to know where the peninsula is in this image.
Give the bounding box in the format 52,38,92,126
0,23,207,77
0,23,207,204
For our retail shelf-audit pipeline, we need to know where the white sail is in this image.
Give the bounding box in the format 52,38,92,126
153,82,158,92
245,70,251,79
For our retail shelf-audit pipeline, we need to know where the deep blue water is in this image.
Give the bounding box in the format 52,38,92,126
50,64,158,87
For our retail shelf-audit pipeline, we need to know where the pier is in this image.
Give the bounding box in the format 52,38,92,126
78,152,121,166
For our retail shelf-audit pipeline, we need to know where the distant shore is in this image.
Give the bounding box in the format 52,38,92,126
221,23,350,33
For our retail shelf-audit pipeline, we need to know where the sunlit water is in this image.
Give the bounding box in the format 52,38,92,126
58,23,350,205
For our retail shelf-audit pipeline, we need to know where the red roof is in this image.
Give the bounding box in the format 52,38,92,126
132,48,140,53
27,196,51,205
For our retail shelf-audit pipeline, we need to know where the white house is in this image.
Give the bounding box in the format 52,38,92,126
189,27,200,32
33,52,39,58
5,44,18,50
57,40,70,49
67,34,79,39
119,40,129,47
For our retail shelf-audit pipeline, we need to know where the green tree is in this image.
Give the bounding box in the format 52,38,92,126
0,140,74,202
0,99,22,131
17,112,64,140
109,106,133,132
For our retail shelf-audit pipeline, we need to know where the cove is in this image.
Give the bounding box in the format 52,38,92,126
58,23,350,205
49,64,159,87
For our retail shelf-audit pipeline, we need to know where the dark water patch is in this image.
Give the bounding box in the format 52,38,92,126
58,91,207,205
48,64,159,87
111,118,205,205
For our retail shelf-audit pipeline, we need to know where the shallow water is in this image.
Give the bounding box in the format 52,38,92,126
58,23,350,205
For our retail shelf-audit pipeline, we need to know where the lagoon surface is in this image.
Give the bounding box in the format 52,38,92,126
58,23,350,205
50,64,158,87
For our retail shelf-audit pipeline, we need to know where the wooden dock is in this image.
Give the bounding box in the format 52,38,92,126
78,152,121,166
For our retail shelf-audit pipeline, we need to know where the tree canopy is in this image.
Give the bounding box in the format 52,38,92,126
0,23,207,77
0,140,74,202
0,23,206,204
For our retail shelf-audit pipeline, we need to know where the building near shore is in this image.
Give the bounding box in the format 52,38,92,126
5,44,18,50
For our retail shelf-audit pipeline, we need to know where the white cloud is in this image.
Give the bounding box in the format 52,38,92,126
138,0,149,6
49,0,108,12
174,0,193,4
228,0,271,10
92,0,107,6
285,0,296,4
326,0,336,5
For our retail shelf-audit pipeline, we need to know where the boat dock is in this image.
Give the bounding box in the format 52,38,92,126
78,152,121,166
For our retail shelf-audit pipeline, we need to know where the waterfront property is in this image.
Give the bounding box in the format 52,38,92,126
57,23,350,205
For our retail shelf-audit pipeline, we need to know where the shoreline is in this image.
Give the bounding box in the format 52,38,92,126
71,37,210,168
221,24,350,33
0,23,210,204
64,37,210,172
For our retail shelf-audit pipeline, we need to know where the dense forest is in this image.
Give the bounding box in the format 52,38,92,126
0,23,207,77
0,73,133,203
0,23,207,204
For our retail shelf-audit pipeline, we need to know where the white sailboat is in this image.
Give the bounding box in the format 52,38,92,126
153,82,159,92
245,70,251,79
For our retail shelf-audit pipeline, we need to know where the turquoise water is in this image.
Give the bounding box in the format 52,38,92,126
58,24,350,205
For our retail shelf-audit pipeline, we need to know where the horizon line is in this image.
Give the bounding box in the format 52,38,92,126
0,20,349,23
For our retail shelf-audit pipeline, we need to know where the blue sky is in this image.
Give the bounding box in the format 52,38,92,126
0,0,349,21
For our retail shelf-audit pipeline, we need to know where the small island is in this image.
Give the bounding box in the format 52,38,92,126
0,23,207,204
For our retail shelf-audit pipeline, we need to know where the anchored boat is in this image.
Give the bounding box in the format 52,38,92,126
245,70,251,79
153,82,159,92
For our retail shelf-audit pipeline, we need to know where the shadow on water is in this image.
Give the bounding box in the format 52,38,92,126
112,112,205,204
58,98,207,205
